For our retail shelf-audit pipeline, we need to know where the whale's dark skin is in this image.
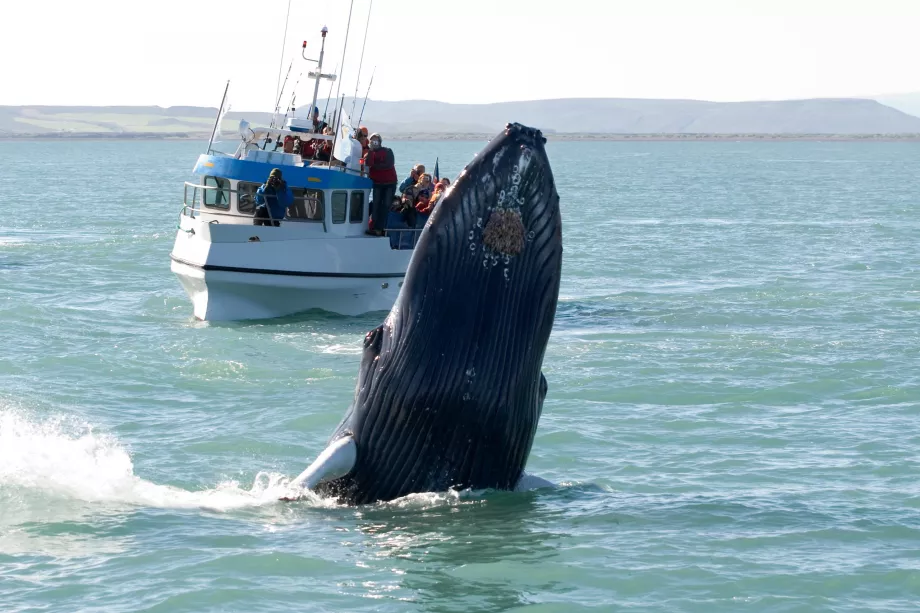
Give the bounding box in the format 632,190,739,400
314,123,562,505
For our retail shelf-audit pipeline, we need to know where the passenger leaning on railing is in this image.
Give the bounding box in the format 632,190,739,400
253,168,294,227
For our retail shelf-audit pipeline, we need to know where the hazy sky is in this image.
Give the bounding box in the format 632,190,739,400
2,0,918,111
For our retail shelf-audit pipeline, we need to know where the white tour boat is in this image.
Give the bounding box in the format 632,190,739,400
170,25,425,321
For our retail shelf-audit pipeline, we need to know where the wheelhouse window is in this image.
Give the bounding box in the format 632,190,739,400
349,191,364,223
237,181,261,215
331,191,348,224
288,188,324,221
202,176,230,209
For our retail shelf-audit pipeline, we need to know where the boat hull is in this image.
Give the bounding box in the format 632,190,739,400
170,257,404,320
169,214,414,320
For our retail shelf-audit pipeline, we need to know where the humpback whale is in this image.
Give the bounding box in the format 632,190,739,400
293,123,562,505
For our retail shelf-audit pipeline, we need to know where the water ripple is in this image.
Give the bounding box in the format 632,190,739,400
2,140,920,612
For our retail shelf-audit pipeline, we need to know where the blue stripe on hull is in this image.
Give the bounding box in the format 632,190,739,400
194,154,371,190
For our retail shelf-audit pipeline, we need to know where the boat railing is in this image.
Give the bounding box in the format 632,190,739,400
384,226,424,249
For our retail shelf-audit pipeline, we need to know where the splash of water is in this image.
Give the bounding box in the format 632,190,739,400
0,407,555,518
0,408,326,512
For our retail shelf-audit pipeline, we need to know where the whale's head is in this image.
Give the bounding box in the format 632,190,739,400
322,123,562,504
393,122,561,340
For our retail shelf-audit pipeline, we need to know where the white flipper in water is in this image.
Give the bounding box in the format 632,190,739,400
514,472,555,491
290,436,357,490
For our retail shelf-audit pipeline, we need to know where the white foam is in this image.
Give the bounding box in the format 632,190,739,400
0,408,323,512
320,343,363,355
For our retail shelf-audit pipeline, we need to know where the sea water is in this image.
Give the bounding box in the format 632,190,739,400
1,139,919,612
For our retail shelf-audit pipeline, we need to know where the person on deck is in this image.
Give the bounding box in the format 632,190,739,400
398,164,425,195
315,127,335,162
253,168,294,227
311,107,328,134
300,136,317,160
356,126,369,159
423,178,450,213
402,173,433,211
362,133,398,236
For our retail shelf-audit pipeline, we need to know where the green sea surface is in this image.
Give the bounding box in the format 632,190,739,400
1,139,919,612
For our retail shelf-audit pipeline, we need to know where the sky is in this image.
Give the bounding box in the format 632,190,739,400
2,0,919,111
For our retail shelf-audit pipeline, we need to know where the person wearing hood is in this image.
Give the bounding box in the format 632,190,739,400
362,133,398,236
253,168,294,227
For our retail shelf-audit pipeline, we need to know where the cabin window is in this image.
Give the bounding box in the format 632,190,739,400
331,191,348,224
237,181,261,215
288,188,324,221
349,191,364,223
202,176,230,209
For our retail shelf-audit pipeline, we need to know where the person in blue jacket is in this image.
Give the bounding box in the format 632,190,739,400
253,168,294,227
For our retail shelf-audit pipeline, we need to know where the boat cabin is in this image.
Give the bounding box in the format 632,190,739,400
181,125,423,248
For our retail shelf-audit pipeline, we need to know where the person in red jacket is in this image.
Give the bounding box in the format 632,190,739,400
362,132,398,236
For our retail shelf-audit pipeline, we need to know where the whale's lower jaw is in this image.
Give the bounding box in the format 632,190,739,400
313,377,545,505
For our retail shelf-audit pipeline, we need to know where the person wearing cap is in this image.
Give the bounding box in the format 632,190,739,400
362,133,398,236
253,168,294,227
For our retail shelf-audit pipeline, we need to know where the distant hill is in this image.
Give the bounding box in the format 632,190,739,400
3,97,920,137
352,97,920,135
872,92,920,120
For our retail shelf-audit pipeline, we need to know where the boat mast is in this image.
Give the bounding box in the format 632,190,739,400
304,27,336,124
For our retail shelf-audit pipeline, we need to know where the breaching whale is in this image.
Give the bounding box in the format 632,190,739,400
292,123,563,505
